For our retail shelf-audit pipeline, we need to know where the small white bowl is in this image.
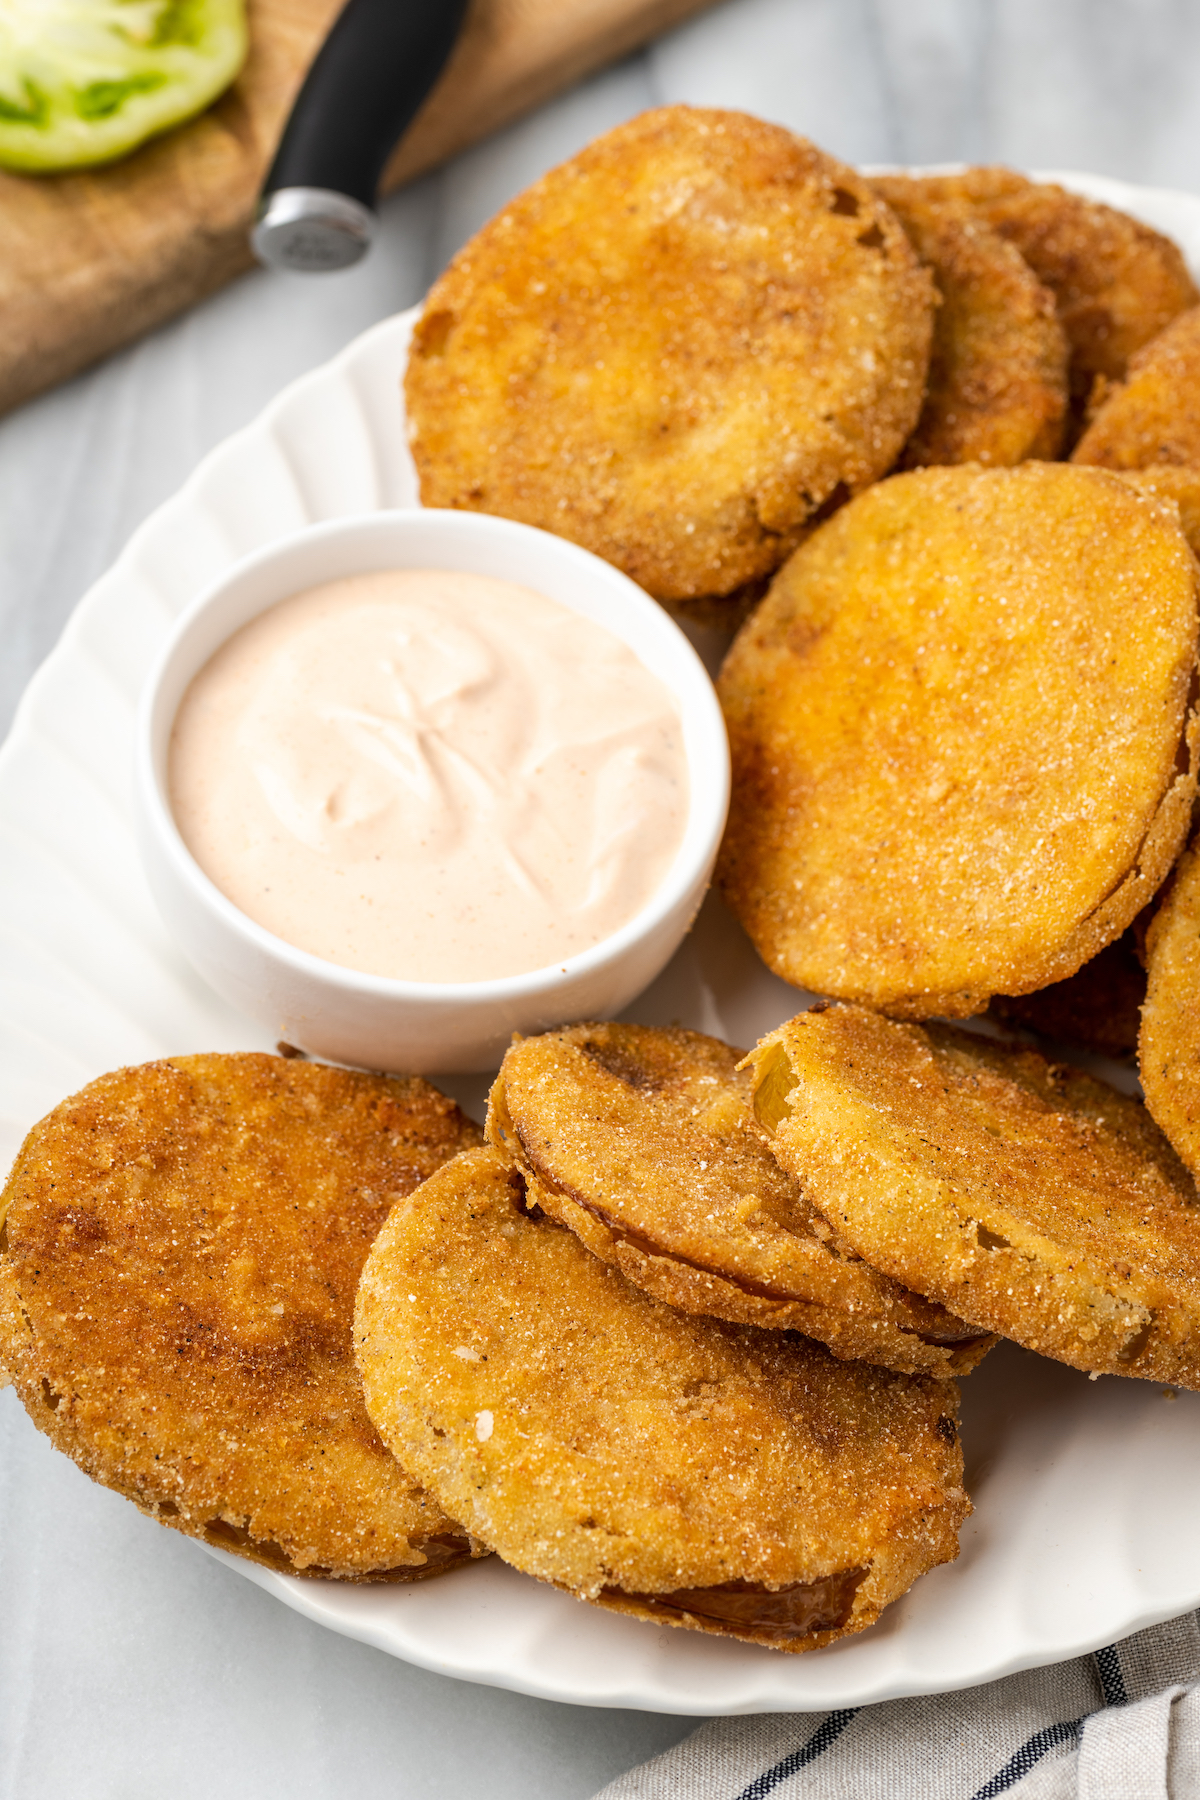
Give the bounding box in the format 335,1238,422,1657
135,510,730,1073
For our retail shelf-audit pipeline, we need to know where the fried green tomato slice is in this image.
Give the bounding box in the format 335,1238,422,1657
0,0,247,173
751,1005,1200,1385
0,1053,484,1581
404,105,934,606
882,169,1198,407
355,1145,968,1652
487,1021,990,1375
716,462,1199,1018
1142,833,1200,1179
1073,308,1200,470
869,182,1067,467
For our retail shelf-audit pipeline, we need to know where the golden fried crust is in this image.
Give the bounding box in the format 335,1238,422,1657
0,1054,484,1580
885,169,1198,398
355,1146,968,1653
716,462,1199,1017
1073,309,1200,470
752,1005,1200,1386
1142,835,1200,1178
405,106,934,603
487,1021,990,1375
1117,466,1200,552
990,929,1145,1060
869,183,1067,467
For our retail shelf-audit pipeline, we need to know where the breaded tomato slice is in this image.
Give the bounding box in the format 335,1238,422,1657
887,168,1197,408
405,106,933,606
356,1145,968,1652
870,181,1067,467
0,1053,483,1581
752,1005,1200,1386
1074,308,1200,470
717,463,1199,1017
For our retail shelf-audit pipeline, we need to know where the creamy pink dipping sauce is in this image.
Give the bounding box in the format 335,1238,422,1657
168,569,690,983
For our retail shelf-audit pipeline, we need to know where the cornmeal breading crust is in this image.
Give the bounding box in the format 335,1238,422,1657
355,1145,968,1653
1074,308,1200,470
405,106,934,605
1142,834,1200,1180
870,181,1067,467
884,168,1198,408
0,1053,483,1580
488,1021,991,1375
717,462,1199,1017
752,1005,1200,1387
1116,465,1200,549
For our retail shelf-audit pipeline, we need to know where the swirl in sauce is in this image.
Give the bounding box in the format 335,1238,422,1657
168,569,689,982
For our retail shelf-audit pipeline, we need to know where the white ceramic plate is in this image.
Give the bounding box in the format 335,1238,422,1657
5,171,1200,1717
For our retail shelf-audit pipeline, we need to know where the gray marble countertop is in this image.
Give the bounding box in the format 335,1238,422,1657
5,2,1200,1793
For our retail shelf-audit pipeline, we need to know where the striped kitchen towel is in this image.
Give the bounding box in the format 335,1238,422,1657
593,1611,1200,1799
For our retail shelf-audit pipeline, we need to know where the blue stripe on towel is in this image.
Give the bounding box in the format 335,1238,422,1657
733,1710,859,1799
969,1719,1084,1799
1094,1644,1128,1708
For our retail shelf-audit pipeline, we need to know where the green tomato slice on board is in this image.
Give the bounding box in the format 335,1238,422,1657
0,0,248,171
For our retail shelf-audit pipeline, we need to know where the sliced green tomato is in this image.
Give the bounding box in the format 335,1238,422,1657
0,0,247,171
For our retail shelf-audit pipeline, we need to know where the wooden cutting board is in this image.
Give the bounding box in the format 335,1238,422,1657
0,0,716,417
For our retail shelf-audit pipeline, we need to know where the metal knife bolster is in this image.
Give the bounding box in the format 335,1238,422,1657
253,0,469,273
253,188,376,272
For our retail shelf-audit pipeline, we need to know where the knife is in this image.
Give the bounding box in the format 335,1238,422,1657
253,0,470,272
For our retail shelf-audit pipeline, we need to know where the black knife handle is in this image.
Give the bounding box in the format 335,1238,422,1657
253,0,469,272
